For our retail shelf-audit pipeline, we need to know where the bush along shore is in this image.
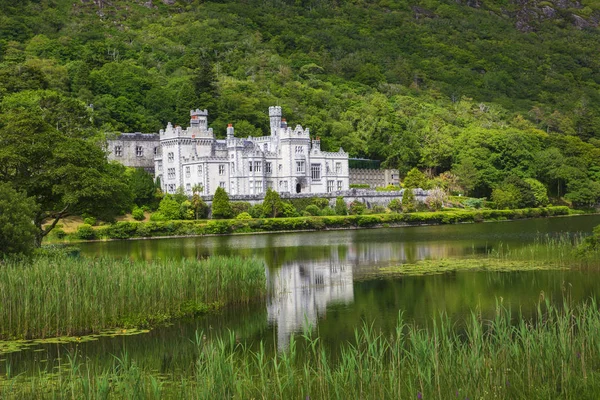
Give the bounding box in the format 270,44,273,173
0,256,266,340
3,301,600,399
61,206,569,241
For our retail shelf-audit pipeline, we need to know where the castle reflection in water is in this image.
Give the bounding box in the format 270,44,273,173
264,240,467,349
266,259,354,350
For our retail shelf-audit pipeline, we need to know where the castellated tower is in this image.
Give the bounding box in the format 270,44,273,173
190,109,208,130
269,106,282,136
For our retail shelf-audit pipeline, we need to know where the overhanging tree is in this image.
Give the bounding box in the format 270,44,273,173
0,91,133,245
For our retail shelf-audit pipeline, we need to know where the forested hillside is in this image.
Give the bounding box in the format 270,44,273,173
1,0,600,201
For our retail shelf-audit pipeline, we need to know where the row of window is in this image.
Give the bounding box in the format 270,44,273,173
163,162,344,180
327,180,344,192
113,146,158,157
170,179,343,194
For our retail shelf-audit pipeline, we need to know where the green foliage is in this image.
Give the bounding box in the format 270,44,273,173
262,188,284,218
371,205,387,214
311,198,330,209
132,207,145,221
281,202,300,218
70,206,569,241
375,185,401,192
0,91,133,244
157,195,182,220
83,217,97,226
582,224,600,252
75,224,96,240
350,184,370,189
335,196,348,216
126,168,157,208
491,186,521,210
402,189,416,213
304,204,321,216
348,200,366,215
388,198,402,213
0,255,265,340
0,182,38,256
231,202,252,217
565,179,600,207
212,187,233,219
248,204,264,219
403,168,429,189
235,212,253,220
524,178,549,207
464,198,484,209
149,212,166,222
2,0,600,226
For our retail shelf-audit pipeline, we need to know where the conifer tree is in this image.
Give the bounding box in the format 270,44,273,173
263,188,283,218
212,187,233,219
402,188,416,213
335,196,348,216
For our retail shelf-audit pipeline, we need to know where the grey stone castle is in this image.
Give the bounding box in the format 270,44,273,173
108,107,350,196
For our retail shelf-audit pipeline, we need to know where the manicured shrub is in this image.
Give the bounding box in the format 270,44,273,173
236,212,253,220
103,222,138,239
132,207,145,221
75,224,96,240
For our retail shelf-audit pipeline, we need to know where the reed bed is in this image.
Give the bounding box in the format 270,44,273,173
3,300,600,399
0,256,266,340
489,233,589,267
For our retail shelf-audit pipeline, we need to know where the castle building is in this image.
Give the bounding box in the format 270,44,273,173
107,132,159,173
154,106,350,196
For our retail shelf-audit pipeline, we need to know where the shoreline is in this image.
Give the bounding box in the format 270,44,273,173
44,206,576,245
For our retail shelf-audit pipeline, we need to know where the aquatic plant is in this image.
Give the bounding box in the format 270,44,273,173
3,300,600,399
0,256,266,340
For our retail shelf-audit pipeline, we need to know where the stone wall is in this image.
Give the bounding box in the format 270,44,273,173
201,188,428,208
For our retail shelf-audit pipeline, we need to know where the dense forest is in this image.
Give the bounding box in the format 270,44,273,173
1,0,600,202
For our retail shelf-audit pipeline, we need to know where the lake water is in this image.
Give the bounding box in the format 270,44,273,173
4,215,600,375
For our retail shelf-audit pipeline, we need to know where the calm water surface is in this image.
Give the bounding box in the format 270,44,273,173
4,215,600,375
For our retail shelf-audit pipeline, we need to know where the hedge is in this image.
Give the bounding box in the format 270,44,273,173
79,206,569,241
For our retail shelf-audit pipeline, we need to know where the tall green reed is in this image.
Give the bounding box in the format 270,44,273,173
0,255,266,340
4,300,600,399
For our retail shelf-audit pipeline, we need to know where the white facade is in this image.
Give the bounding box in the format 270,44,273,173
154,106,350,196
